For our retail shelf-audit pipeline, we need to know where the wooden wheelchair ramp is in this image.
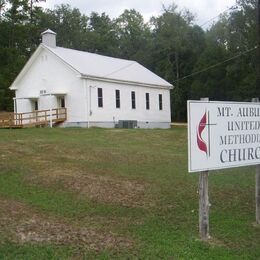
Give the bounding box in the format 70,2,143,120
0,108,67,129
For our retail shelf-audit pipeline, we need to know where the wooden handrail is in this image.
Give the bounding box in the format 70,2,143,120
16,109,52,116
0,107,67,128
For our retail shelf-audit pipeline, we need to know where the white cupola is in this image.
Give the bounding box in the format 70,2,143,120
41,29,56,48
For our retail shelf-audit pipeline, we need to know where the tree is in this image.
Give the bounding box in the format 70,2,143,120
150,4,205,121
86,12,118,56
0,0,7,19
191,0,258,103
38,5,88,50
115,9,152,63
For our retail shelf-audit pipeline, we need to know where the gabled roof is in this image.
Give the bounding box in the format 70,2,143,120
44,45,173,88
41,29,56,35
10,44,173,90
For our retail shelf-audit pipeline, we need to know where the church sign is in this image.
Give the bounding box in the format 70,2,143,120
188,101,260,172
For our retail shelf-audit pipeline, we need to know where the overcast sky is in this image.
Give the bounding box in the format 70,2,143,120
40,0,237,26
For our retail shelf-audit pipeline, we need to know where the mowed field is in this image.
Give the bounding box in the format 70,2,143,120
0,127,259,259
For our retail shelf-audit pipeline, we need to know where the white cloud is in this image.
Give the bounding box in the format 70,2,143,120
40,0,236,25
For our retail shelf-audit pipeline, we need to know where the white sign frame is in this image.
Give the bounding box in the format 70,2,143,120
188,100,260,173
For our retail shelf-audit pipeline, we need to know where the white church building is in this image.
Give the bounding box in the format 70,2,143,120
9,29,173,128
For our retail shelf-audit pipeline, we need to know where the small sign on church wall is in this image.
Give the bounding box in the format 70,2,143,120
188,100,260,172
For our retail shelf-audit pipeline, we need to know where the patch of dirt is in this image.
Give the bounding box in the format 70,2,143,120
0,198,132,251
62,174,149,207
252,222,260,228
28,170,153,208
206,237,227,247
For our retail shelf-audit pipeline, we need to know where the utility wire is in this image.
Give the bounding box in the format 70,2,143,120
102,61,136,78
172,45,259,83
198,5,237,28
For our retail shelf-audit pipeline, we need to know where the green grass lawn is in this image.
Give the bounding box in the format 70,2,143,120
0,127,259,259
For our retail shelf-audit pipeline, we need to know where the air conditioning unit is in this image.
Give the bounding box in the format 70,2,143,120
118,120,137,129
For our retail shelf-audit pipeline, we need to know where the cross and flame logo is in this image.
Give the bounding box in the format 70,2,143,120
197,110,216,158
197,111,209,156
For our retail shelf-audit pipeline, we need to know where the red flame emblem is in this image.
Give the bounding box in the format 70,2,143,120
197,112,207,155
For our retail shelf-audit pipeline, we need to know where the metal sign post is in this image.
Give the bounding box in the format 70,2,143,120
199,171,210,240
252,97,260,224
257,164,260,224
198,98,210,240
